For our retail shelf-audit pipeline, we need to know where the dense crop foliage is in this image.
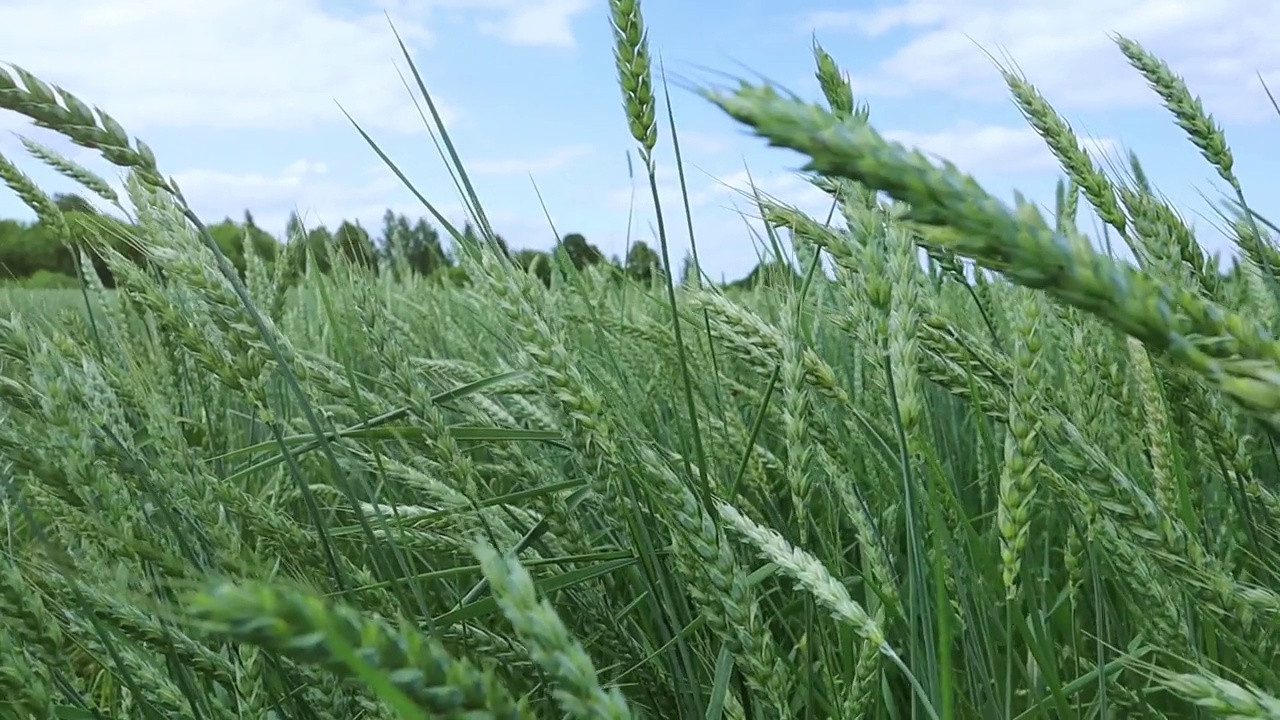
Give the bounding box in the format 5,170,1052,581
1,3,1279,718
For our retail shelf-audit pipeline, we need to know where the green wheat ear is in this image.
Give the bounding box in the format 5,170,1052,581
698,80,1280,425
0,63,167,190
608,0,657,164
812,38,861,120
185,581,533,718
19,135,121,207
1156,667,1280,718
1113,35,1235,187
1000,66,1126,235
475,542,635,720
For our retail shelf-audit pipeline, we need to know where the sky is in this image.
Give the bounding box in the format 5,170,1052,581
0,0,1276,283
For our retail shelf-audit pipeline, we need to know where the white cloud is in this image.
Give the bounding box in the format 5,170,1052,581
805,0,1280,122
386,0,592,48
475,0,594,48
0,0,451,134
468,144,594,176
700,168,834,217
883,124,1119,174
672,130,737,156
0,0,596,139
172,161,334,211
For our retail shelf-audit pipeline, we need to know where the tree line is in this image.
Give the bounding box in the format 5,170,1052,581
0,191,802,290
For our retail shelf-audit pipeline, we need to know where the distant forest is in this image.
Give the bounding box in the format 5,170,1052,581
0,191,801,292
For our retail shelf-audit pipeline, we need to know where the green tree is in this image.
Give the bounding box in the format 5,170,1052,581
282,211,312,278
493,232,510,259
52,192,96,214
285,211,306,244
558,232,604,270
15,269,79,289
624,240,661,283
453,221,509,262
303,225,334,275
206,216,280,277
0,219,64,281
512,248,553,287
379,210,409,276
679,253,698,286
246,222,279,265
412,218,448,274
381,211,449,278
334,220,377,272
0,194,108,287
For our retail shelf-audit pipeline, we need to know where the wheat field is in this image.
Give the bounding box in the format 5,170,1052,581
1,1,1279,718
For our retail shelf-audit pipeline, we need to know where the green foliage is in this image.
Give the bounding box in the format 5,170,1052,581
380,210,448,279
557,232,605,270
51,191,96,214
333,220,377,272
10,268,79,289
511,248,554,287
207,214,280,276
0,216,71,280
439,264,473,286
624,240,660,283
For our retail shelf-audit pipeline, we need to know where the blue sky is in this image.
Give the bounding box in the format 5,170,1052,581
0,0,1276,282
